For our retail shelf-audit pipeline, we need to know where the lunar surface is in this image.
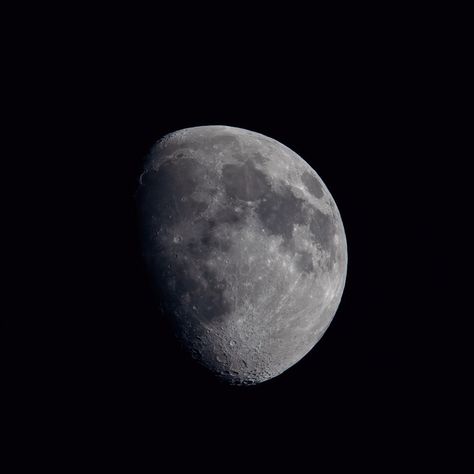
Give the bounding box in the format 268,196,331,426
137,126,347,385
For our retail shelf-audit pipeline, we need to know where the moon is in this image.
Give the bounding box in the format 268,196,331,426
137,126,347,385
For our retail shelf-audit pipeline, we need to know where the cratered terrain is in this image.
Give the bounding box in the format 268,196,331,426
137,126,347,385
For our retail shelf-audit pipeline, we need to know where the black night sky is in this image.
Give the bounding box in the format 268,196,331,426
4,7,458,469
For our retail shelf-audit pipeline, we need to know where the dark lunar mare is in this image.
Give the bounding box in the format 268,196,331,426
310,208,337,262
222,160,271,201
301,170,324,199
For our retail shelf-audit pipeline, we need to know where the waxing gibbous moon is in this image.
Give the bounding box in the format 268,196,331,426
137,125,347,385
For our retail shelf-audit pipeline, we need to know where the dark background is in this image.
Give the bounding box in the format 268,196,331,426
4,6,460,468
